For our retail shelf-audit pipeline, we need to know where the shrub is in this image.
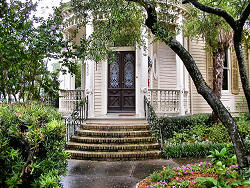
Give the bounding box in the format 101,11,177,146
151,113,212,141
163,142,250,158
0,102,69,187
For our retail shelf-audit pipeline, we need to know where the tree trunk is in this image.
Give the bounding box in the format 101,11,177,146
127,0,249,169
168,38,248,170
234,32,250,112
212,49,225,123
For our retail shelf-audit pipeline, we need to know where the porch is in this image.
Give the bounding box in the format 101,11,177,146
59,88,189,117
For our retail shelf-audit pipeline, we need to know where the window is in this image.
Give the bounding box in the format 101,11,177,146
222,48,230,90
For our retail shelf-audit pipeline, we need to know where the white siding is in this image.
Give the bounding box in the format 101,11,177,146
189,39,248,114
158,42,177,89
94,61,103,115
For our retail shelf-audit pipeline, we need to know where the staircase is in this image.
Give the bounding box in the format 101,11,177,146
66,119,161,160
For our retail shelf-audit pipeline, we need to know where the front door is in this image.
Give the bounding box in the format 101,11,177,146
108,51,135,112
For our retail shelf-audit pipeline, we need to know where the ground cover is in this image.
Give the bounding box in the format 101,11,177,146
137,146,250,188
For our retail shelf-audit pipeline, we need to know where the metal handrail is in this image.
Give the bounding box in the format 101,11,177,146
144,96,164,150
65,96,88,142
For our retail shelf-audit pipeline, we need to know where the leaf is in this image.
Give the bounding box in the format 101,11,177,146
216,161,223,166
241,180,250,185
220,147,227,156
206,177,218,185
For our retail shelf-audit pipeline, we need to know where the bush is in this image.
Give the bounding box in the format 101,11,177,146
151,113,212,141
163,142,250,158
0,102,69,187
149,113,249,158
163,143,228,158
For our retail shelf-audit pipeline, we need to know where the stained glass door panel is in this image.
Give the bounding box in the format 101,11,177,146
108,51,135,112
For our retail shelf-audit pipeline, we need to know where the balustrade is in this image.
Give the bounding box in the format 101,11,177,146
59,90,85,114
147,89,189,115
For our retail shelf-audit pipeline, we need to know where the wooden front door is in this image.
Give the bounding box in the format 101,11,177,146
108,51,135,112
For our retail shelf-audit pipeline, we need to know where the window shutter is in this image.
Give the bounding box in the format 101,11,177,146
206,51,213,88
231,47,239,95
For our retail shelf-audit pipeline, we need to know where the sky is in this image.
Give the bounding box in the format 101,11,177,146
35,0,68,18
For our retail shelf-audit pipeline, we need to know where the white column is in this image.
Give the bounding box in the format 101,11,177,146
136,26,148,117
176,15,185,115
85,18,95,118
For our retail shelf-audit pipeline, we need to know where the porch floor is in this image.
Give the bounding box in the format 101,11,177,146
88,113,144,120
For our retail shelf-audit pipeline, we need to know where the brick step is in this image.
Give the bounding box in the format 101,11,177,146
67,142,160,151
76,130,151,137
71,136,157,144
66,150,161,160
82,124,149,131
85,119,148,124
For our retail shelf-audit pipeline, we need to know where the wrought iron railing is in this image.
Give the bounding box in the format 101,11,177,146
144,96,164,150
65,96,88,142
59,89,85,114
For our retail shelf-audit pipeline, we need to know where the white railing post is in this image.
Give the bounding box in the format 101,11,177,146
180,89,185,115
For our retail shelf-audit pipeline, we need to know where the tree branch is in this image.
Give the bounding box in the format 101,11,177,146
238,2,250,28
182,0,236,29
126,0,249,170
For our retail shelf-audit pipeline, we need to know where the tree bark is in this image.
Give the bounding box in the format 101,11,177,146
126,0,249,170
212,49,225,123
234,29,250,111
182,0,250,111
213,49,225,99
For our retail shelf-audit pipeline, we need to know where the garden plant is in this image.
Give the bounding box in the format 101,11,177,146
0,102,69,187
138,146,250,188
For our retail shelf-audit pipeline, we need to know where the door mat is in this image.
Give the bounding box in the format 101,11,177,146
119,114,136,116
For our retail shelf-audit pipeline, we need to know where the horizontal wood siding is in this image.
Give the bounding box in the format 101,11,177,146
158,42,177,89
190,39,248,114
190,39,212,114
94,61,103,115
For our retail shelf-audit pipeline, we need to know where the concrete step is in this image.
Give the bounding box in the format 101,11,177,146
82,124,149,131
85,119,148,124
71,136,157,144
66,150,161,160
67,142,160,152
76,130,152,137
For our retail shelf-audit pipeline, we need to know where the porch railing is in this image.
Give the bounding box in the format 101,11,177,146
65,96,88,142
147,89,189,115
59,89,85,114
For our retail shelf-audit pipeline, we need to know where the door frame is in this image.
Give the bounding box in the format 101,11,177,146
105,47,136,114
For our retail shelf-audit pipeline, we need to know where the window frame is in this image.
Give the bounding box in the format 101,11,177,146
222,48,231,93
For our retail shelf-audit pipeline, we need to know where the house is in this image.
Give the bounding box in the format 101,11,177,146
58,3,249,119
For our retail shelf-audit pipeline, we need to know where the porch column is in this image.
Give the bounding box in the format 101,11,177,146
176,15,185,115
85,18,94,118
136,26,148,117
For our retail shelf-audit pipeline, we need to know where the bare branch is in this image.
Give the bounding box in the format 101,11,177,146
182,0,236,29
238,2,250,28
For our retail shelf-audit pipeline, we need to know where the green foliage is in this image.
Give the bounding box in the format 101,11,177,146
70,0,144,62
164,142,227,158
146,152,249,188
153,113,212,141
0,0,79,102
146,159,248,187
150,113,249,158
0,102,69,187
183,0,249,52
208,146,237,167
